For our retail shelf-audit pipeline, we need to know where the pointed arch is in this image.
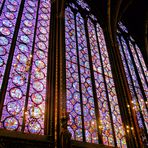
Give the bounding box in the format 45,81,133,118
65,1,127,147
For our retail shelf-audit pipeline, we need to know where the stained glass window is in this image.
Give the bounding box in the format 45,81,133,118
65,1,127,147
0,0,51,135
117,22,148,139
0,0,5,13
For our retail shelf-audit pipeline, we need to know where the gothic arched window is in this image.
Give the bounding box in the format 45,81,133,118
117,22,148,137
65,1,127,147
0,0,51,135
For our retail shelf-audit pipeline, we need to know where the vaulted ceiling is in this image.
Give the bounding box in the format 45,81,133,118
86,0,147,63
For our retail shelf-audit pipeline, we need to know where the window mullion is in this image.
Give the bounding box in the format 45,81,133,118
125,37,147,105
118,35,145,146
74,12,86,142
21,0,41,132
0,0,25,119
132,42,148,87
84,18,103,144
0,0,6,15
118,35,147,137
94,23,117,147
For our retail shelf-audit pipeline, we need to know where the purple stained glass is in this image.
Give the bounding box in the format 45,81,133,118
65,8,82,141
7,101,22,115
4,117,19,130
87,19,114,146
24,0,51,135
28,121,41,134
135,44,148,79
76,0,90,11
76,13,98,143
96,23,126,147
65,7,83,141
0,0,39,131
0,0,51,135
128,41,148,97
117,33,148,131
0,0,5,11
0,0,22,89
118,22,128,33
65,3,127,147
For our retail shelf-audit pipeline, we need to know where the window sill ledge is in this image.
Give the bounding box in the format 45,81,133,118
0,129,49,143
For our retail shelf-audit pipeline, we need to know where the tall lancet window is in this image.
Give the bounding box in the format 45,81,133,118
117,22,148,138
0,0,51,135
65,1,127,147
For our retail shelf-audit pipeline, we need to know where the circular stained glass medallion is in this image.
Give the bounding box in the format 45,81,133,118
19,44,28,53
39,27,47,34
0,47,6,56
25,13,33,20
33,81,44,92
0,58,4,67
22,27,31,35
0,36,8,46
24,20,33,27
40,20,48,27
3,20,13,27
35,60,45,69
20,35,30,44
4,117,18,130
17,53,28,64
28,1,36,7
5,12,15,20
7,4,17,12
12,75,25,86
36,50,45,59
34,71,45,80
7,101,21,115
10,87,23,100
15,64,26,73
41,14,48,20
38,34,47,42
31,93,43,105
26,7,34,13
8,0,18,6
37,42,46,50
0,27,11,36
29,106,42,119
28,121,41,134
